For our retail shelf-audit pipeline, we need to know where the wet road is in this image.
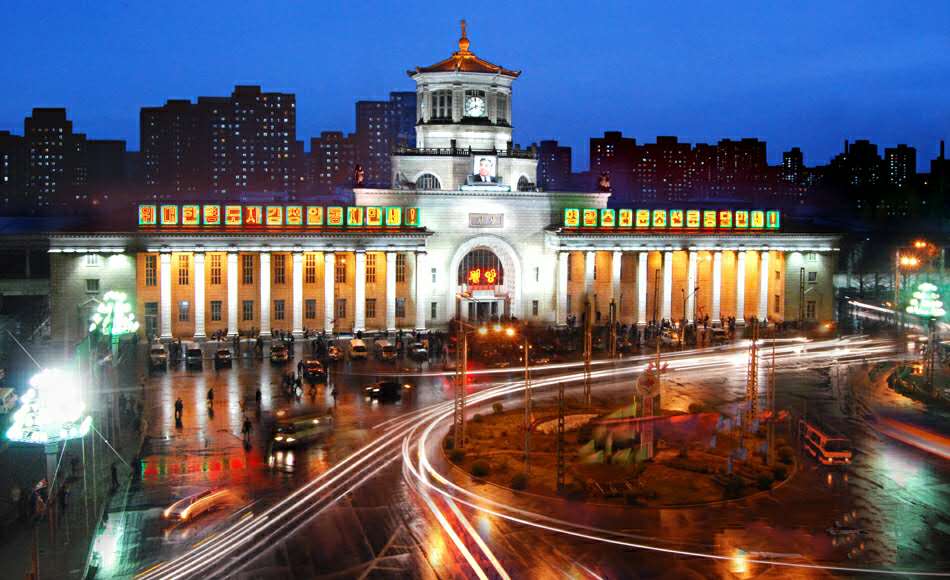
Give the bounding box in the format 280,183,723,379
104,336,950,578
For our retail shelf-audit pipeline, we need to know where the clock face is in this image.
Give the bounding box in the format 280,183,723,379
464,96,486,117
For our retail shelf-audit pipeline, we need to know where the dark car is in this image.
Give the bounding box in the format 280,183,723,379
185,348,203,369
364,380,411,402
214,349,232,369
302,359,326,382
326,345,344,362
270,344,290,364
409,342,428,362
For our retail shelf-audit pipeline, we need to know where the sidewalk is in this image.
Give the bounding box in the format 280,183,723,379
0,409,144,580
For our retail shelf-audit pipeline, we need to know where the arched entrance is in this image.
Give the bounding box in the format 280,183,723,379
448,235,522,322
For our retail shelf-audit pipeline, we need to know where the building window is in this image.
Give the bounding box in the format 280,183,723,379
366,253,377,283
242,300,254,321
85,279,99,294
145,255,157,287
431,267,437,284
305,254,316,284
805,300,816,320
415,173,440,190
178,300,190,321
395,298,406,318
335,255,347,283
773,294,780,312
432,90,452,119
242,254,254,285
366,298,376,319
178,254,190,285
807,271,817,283
431,301,437,319
85,254,101,267
496,93,508,122
210,300,222,321
273,254,286,285
274,299,285,321
532,300,539,316
774,269,781,281
806,252,818,262
335,298,346,319
145,302,157,337
395,254,407,283
210,254,222,285
305,299,316,320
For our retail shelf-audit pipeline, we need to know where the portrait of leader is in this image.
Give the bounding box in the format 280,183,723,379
468,156,499,184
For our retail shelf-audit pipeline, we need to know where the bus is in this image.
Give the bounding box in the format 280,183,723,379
799,419,852,466
272,413,334,449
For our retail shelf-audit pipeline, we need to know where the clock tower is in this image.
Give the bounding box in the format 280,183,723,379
391,21,537,191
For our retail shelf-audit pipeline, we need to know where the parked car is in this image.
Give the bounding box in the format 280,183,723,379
163,488,230,522
326,344,344,362
349,339,368,361
409,342,428,362
710,327,729,344
270,344,290,364
364,380,411,402
375,340,397,362
214,349,232,369
302,359,326,381
185,347,203,369
149,344,168,370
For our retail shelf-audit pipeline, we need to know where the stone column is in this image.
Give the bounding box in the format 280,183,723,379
712,251,722,324
662,251,673,321
324,252,335,334
259,252,271,338
193,252,206,340
758,250,770,322
292,251,304,337
584,251,595,310
637,251,648,326
415,251,428,331
354,251,366,333
386,251,397,332
686,250,697,323
611,250,622,311
735,250,746,324
160,252,172,340
556,251,569,325
227,252,238,337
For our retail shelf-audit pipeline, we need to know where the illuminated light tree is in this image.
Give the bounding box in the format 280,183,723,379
88,290,140,337
5,368,91,444
905,282,945,393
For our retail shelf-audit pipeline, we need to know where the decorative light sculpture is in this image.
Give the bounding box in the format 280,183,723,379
88,290,140,336
906,282,945,318
6,368,92,444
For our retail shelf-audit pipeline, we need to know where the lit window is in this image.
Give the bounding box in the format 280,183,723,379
178,300,190,321
395,298,406,318
85,254,101,267
396,254,407,283
366,253,377,284
85,279,99,293
274,299,285,321
242,300,254,321
305,299,316,319
178,255,190,285
210,300,222,322
366,298,376,319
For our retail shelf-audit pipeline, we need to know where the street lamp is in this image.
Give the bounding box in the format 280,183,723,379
905,282,945,393
680,286,700,347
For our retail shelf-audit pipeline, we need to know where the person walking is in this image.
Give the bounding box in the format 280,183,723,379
174,397,184,423
242,417,253,443
110,462,119,491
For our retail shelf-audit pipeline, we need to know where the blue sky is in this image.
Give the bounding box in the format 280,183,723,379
2,1,948,170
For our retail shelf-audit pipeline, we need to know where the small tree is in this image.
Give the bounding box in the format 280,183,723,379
492,402,504,415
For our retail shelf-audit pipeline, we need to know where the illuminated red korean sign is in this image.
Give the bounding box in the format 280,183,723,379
466,268,499,286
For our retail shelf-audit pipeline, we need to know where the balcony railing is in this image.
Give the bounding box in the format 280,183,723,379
393,146,537,160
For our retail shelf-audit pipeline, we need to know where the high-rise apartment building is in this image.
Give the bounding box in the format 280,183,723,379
884,144,916,188
537,140,572,191
309,131,357,194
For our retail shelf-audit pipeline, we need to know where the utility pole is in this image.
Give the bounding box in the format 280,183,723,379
608,299,617,358
523,332,531,473
454,322,467,449
583,300,593,406
556,381,566,492
745,322,759,432
767,330,776,465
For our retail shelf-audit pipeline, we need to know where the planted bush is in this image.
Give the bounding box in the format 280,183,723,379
449,449,465,463
723,474,745,499
756,474,774,491
510,472,528,490
492,402,504,415
772,465,788,481
778,445,795,465
471,460,491,478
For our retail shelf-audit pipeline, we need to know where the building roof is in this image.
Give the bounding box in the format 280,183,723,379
408,21,520,78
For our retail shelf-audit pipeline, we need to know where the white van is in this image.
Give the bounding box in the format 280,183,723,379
349,339,368,360
0,388,17,414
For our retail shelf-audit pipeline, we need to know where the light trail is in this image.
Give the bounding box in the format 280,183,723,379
141,336,933,578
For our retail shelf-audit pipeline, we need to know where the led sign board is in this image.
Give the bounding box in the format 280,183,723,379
138,204,422,229
562,208,782,230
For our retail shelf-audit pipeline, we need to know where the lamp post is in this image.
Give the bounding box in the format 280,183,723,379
905,282,945,394
680,286,700,347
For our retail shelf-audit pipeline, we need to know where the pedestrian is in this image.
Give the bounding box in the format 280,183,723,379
242,417,252,442
174,397,184,422
110,462,119,491
255,387,262,406
297,359,304,376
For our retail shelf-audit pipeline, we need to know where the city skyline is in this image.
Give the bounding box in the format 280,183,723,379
2,2,949,171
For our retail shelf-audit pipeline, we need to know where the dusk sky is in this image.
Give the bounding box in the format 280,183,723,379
2,1,948,171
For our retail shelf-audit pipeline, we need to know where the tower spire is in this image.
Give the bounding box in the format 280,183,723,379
458,19,470,53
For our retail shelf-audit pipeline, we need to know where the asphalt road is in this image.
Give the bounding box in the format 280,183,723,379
100,335,950,579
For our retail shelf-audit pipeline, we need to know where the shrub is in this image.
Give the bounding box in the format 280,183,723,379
444,437,455,450
472,413,484,423
687,402,705,414
772,465,788,481
510,472,528,490
777,445,795,465
756,474,774,491
492,402,504,415
723,475,745,499
471,460,491,478
449,449,465,463
563,480,587,500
